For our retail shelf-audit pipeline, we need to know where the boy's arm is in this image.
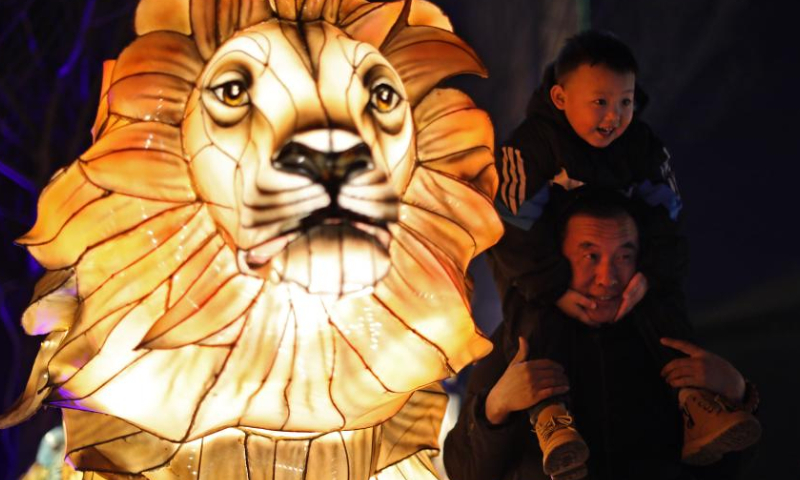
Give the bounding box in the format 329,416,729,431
631,127,689,293
491,123,570,303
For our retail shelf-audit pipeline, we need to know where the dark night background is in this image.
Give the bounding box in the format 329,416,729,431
1,0,798,478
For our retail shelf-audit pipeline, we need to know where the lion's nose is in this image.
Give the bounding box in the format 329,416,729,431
273,129,374,185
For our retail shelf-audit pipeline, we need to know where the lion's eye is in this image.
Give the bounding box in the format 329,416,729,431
212,81,250,107
370,84,400,113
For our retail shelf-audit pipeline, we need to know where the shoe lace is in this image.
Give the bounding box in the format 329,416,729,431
535,415,575,440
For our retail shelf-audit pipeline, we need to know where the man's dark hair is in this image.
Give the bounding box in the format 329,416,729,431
554,30,639,84
556,187,639,243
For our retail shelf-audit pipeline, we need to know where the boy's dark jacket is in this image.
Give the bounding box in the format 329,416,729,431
489,64,688,304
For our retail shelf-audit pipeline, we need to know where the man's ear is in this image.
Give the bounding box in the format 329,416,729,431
550,84,566,110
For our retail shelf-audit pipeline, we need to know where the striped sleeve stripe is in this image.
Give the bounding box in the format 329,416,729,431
512,147,526,214
498,146,527,214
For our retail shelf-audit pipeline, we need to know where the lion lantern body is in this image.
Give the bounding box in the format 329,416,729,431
1,0,503,478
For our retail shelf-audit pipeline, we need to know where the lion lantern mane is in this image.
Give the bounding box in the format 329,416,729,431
2,0,503,478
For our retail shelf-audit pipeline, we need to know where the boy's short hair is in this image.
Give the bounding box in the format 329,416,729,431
554,30,639,84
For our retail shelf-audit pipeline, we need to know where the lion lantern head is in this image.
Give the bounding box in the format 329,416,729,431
2,0,502,462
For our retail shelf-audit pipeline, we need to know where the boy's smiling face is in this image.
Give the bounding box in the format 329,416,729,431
550,63,635,148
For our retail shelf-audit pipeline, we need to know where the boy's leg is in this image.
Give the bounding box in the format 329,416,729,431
508,309,588,477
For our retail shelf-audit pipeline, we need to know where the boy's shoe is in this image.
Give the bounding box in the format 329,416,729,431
533,403,589,477
550,464,588,480
680,388,762,465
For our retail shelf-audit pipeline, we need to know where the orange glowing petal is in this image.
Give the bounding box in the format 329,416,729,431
404,168,502,262
0,331,65,429
238,307,294,428
73,431,180,474
280,306,344,431
416,107,493,164
197,315,246,346
329,331,411,429
135,0,191,36
329,294,449,393
28,195,180,271
77,207,215,324
79,149,195,203
63,409,141,455
50,304,137,385
269,0,300,20
78,346,231,442
342,0,452,48
17,163,105,247
21,270,77,335
50,284,167,395
191,0,220,59
76,203,201,297
375,384,446,471
82,122,182,162
167,235,226,307
415,89,495,192
196,292,292,433
139,244,240,347
379,225,492,372
141,275,263,349
191,0,273,59
400,200,476,273
91,60,115,143
373,451,439,479
107,73,194,126
382,26,485,106
113,32,203,86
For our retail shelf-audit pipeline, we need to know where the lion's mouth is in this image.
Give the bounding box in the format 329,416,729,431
242,214,392,269
238,206,395,296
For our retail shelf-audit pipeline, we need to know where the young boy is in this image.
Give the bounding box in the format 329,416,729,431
487,30,760,479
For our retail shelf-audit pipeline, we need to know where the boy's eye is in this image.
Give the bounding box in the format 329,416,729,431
594,99,607,106
622,98,633,107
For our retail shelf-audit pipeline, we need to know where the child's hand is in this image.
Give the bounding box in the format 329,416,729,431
556,289,600,327
613,272,648,322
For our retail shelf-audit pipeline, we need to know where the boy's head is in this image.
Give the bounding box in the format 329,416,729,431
549,30,638,148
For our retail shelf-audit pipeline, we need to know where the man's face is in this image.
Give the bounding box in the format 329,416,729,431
550,64,635,148
562,213,639,323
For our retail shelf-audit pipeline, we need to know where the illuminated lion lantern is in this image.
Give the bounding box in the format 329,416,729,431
1,0,502,478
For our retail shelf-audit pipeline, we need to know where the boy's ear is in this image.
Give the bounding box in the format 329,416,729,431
550,84,566,110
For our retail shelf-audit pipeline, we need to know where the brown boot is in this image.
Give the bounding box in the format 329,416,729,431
533,403,589,477
680,388,762,465
550,464,588,480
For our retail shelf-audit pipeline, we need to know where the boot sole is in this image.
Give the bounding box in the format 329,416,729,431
683,415,762,466
543,439,590,476
551,464,588,480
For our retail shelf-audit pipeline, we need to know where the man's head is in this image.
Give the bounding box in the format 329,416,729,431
560,190,639,323
549,30,638,148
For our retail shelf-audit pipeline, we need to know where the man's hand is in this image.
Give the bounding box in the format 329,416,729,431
660,338,746,403
484,337,570,425
613,272,648,321
556,289,598,326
